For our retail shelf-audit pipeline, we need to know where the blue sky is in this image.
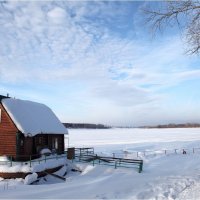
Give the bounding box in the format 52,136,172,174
0,1,200,126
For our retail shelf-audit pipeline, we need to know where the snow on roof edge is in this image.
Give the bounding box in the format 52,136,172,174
2,98,68,136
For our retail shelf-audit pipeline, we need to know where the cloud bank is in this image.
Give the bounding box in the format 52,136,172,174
0,1,200,126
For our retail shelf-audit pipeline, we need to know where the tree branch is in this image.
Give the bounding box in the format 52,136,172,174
143,0,200,55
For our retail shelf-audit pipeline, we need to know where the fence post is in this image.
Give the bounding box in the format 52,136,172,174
139,161,143,173
29,155,32,167
115,161,117,169
10,156,12,167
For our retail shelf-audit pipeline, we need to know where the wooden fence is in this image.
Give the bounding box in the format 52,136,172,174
73,148,143,173
0,153,67,167
121,147,200,159
0,147,144,173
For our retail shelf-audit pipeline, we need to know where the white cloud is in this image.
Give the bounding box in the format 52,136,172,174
47,7,67,24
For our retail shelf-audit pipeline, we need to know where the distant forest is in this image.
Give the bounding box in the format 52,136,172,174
140,123,200,129
63,123,110,129
63,122,200,129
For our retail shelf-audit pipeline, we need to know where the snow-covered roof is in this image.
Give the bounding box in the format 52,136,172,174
2,98,68,136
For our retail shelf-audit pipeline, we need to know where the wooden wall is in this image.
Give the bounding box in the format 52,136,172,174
0,104,17,157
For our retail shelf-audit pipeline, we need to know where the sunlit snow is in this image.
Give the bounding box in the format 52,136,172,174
1,128,200,199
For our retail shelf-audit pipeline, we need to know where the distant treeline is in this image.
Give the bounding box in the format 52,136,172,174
140,123,200,129
63,123,110,129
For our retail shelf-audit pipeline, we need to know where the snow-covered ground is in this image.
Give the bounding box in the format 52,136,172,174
0,155,67,173
1,128,200,199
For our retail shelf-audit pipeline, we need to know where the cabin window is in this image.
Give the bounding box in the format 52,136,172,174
52,138,58,150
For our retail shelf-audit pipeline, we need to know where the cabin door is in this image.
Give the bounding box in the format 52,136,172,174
52,137,58,150
24,137,33,156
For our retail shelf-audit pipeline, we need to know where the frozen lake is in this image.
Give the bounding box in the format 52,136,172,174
68,128,200,154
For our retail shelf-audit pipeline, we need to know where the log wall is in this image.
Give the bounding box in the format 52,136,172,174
0,104,17,157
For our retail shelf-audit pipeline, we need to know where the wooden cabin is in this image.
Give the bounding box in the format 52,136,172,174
0,95,68,161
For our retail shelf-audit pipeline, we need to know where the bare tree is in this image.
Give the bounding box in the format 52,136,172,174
144,1,200,55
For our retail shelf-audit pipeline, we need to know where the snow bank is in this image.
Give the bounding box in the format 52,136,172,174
32,158,67,173
24,173,38,185
0,157,67,173
40,148,51,155
0,165,31,173
80,165,94,175
2,98,68,136
0,156,9,162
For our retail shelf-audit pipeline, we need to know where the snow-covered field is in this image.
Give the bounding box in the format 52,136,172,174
1,128,200,199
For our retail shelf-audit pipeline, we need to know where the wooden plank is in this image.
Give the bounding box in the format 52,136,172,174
44,171,66,181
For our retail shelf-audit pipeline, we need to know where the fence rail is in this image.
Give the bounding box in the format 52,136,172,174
72,148,143,173
0,152,68,167
74,147,94,156
120,147,200,159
